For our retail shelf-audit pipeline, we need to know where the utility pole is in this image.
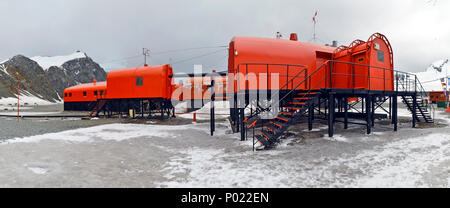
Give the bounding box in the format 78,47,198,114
14,71,22,122
143,48,150,66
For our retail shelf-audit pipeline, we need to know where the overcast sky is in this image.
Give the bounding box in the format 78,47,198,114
0,0,449,73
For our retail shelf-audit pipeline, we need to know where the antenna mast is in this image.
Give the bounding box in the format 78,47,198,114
143,48,150,66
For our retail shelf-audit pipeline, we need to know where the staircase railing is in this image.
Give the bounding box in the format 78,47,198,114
236,63,308,119
247,62,331,148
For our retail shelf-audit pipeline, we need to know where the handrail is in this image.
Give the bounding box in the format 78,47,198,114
254,60,330,116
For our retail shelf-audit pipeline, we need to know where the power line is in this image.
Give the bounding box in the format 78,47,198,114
99,45,227,66
171,49,227,65
152,45,227,55
101,55,141,65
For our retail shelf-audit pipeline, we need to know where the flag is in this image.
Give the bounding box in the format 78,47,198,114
312,11,318,23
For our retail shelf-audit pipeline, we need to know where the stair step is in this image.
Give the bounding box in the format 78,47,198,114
298,92,317,96
270,121,283,128
275,116,289,122
254,135,270,146
284,107,301,111
259,131,272,143
289,102,306,106
279,111,294,116
263,126,276,135
278,114,291,120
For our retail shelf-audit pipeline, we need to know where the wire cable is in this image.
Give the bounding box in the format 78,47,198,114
171,49,227,65
152,45,227,55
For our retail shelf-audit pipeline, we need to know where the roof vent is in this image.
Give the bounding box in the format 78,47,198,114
332,41,338,47
290,33,298,41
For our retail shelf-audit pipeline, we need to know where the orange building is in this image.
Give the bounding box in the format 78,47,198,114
429,91,449,103
63,81,106,111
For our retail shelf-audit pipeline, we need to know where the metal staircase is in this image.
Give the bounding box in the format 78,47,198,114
89,100,107,118
401,95,433,123
397,74,434,123
247,62,329,149
253,92,319,148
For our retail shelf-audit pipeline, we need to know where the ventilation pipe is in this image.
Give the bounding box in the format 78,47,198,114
332,40,338,47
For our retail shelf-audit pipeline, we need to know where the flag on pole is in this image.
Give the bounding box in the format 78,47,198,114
312,11,318,23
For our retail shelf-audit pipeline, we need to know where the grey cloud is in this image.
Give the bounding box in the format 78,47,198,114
0,0,449,73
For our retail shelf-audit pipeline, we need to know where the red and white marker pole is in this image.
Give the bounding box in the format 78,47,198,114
17,81,20,122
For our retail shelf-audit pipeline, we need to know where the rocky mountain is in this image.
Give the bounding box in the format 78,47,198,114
0,52,106,102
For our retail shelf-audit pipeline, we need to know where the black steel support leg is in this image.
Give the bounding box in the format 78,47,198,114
371,96,375,127
328,93,334,137
366,95,372,134
393,95,398,131
211,102,215,136
389,97,392,120
234,93,239,133
344,97,348,130
412,95,417,128
240,108,245,141
308,103,313,131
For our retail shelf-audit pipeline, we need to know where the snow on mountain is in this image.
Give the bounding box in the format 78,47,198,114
415,59,449,92
30,52,87,71
0,52,106,104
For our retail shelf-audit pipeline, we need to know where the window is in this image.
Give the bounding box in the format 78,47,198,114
94,91,98,96
83,91,87,97
136,77,143,86
69,93,72,97
377,50,384,62
100,90,104,96
64,93,67,97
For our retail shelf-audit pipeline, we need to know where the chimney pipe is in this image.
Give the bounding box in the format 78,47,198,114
290,33,298,41
332,40,338,47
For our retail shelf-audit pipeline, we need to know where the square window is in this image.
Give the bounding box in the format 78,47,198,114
83,91,87,97
136,77,143,86
64,93,67,97
94,91,98,96
69,93,72,97
377,50,384,62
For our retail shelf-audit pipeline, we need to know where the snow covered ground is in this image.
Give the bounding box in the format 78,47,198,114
0,95,53,106
0,106,449,187
0,92,57,112
176,101,231,120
